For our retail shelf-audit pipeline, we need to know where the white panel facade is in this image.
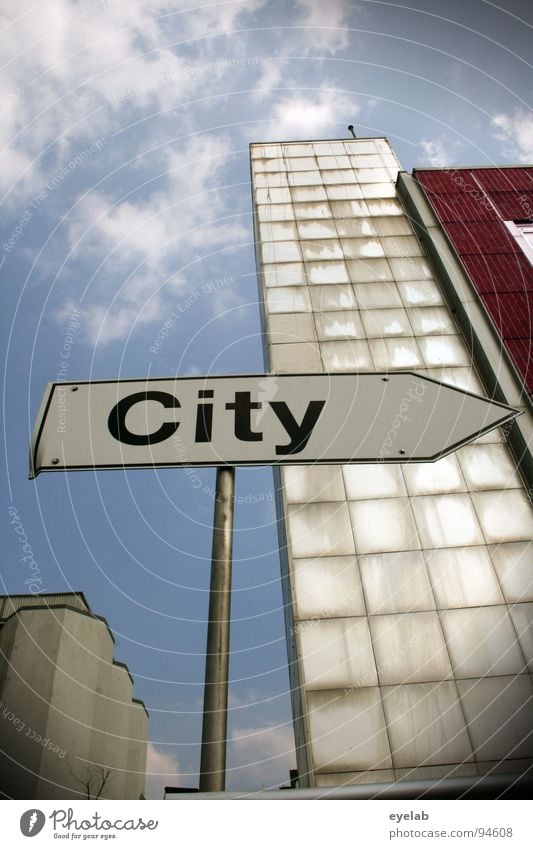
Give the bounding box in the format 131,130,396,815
251,138,533,787
0,598,148,799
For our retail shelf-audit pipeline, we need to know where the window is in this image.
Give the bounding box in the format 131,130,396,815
505,220,533,266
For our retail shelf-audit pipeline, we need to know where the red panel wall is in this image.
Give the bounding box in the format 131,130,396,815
414,167,533,393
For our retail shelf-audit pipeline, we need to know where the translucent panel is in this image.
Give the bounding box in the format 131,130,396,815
300,617,378,689
293,556,366,619
509,604,533,671
381,236,424,257
254,171,289,188
373,216,413,237
306,260,350,285
287,502,355,557
254,186,292,204
256,203,295,222
359,182,397,198
313,141,346,156
341,238,385,259
362,308,413,338
389,257,433,281
290,185,328,202
251,143,282,159
320,339,373,371
288,170,323,186
293,201,332,219
317,155,351,169
336,217,377,238
330,200,369,218
310,285,357,312
441,607,524,678
411,494,484,548
259,220,299,242
430,545,506,609
297,219,338,240
381,153,401,169
321,169,358,185
402,455,466,496
344,141,379,155
262,262,307,287
457,675,533,760
301,240,344,261
283,465,345,503
282,143,314,156
490,541,533,602
342,464,406,499
349,498,420,554
359,551,434,615
308,688,392,772
354,282,403,310
395,764,477,782
369,337,423,368
268,312,315,344
471,490,533,543
314,770,395,786
315,310,365,340
270,342,322,372
348,154,384,169
397,280,444,307
356,167,390,183
371,612,452,685
346,257,393,282
266,286,311,313
419,335,470,367
383,682,473,767
326,185,365,201
261,240,302,264
255,157,286,172
366,198,404,216
423,367,484,395
457,444,523,491
285,156,317,171
408,306,457,336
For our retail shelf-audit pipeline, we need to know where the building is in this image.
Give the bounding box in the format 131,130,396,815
0,592,148,799
250,137,533,790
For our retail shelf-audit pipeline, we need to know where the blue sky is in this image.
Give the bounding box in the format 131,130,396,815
1,0,532,797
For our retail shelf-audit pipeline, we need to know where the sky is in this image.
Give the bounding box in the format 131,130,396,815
1,0,532,798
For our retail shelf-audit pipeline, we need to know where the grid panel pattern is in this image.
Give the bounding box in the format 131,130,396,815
251,140,533,786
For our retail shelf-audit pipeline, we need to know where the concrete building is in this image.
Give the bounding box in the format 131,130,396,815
250,137,533,789
0,592,148,799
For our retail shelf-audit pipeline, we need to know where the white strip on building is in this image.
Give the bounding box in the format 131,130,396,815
250,137,533,788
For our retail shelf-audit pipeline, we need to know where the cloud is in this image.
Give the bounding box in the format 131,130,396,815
294,0,355,54
492,109,533,162
144,742,182,799
64,133,247,344
418,137,463,167
0,0,265,201
264,85,360,140
228,722,296,790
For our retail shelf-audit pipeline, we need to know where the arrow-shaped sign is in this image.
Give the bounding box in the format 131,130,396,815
30,372,518,477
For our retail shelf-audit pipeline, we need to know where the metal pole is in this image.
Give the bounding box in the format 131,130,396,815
199,465,235,792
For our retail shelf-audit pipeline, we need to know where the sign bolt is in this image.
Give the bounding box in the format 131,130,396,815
51,458,60,465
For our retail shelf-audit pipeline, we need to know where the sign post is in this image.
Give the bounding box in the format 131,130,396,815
199,465,235,792
29,371,519,791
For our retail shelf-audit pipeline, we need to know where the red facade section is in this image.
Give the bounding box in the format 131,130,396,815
415,167,533,394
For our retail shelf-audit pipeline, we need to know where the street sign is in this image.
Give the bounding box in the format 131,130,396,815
29,372,518,477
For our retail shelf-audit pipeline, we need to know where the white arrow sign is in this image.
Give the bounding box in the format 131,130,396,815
29,373,518,477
